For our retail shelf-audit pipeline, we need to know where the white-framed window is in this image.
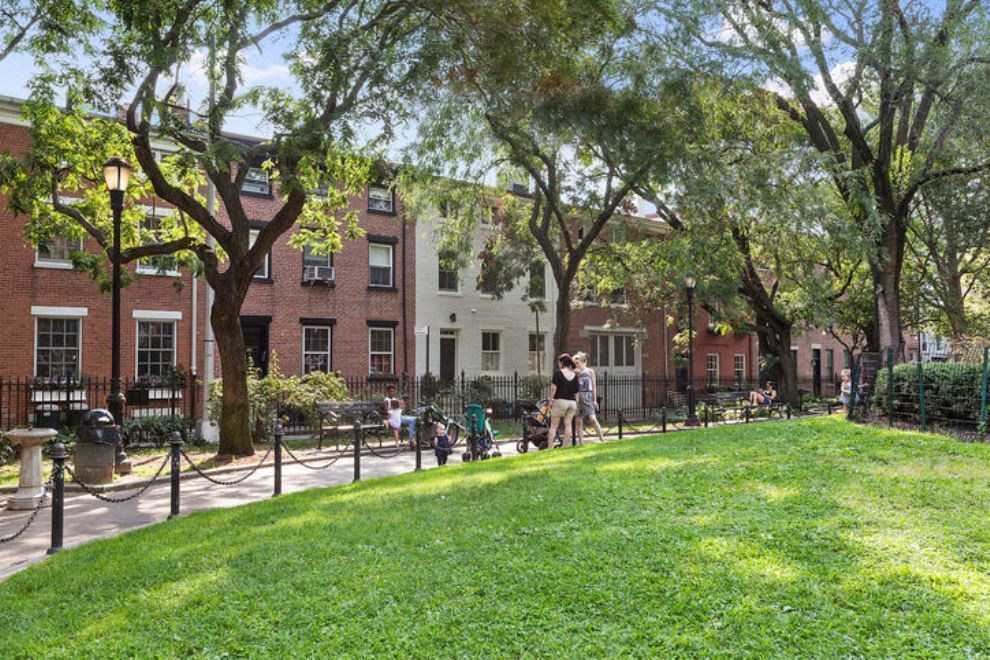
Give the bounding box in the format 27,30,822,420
369,243,394,287
588,333,636,368
36,235,84,268
302,326,332,374
438,257,459,292
481,331,501,372
249,229,271,280
367,184,394,213
243,167,271,195
528,333,545,372
137,214,180,275
136,320,176,379
528,262,545,299
302,244,333,268
589,334,609,367
35,317,82,379
825,349,834,381
369,328,395,375
706,353,720,387
733,353,746,384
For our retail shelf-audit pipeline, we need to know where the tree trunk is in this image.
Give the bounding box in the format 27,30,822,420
871,221,905,358
553,277,571,358
758,312,800,406
211,292,254,457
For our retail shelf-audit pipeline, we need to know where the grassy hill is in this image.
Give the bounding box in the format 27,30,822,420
2,417,989,656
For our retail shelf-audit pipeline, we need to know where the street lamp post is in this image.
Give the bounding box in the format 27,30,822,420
103,157,132,475
685,276,700,426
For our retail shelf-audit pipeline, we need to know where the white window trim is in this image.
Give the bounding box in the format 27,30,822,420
368,327,395,375
133,310,182,320
34,236,84,269
32,306,88,317
481,331,502,374
34,316,83,379
135,319,178,379
249,229,272,280
733,353,746,381
301,326,333,374
368,243,394,288
706,353,720,384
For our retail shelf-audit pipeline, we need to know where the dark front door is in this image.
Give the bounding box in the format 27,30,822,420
439,334,456,383
240,317,270,376
812,348,822,396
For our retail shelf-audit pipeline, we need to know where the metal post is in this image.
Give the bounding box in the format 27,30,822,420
661,407,667,433
618,409,624,440
886,347,895,428
460,371,466,411
48,442,68,555
168,432,182,518
273,420,282,497
786,403,791,420
513,371,518,411
685,284,700,426
977,346,989,442
917,360,927,432
703,402,709,427
745,406,751,423
353,417,361,483
414,419,422,471
827,401,832,415
847,360,859,421
108,190,129,474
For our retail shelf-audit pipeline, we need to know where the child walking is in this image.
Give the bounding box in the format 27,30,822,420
434,423,453,466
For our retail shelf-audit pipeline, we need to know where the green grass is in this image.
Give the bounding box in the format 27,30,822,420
2,417,990,656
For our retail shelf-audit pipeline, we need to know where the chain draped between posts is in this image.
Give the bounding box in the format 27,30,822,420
280,441,351,471
64,454,169,504
179,445,274,486
0,481,50,544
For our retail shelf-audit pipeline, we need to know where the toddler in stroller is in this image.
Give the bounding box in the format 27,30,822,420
517,399,563,453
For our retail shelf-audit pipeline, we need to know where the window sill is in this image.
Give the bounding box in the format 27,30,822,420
34,261,75,270
368,285,397,292
367,373,399,381
301,280,336,288
241,190,274,199
138,269,182,277
366,208,397,216
252,276,274,284
437,290,462,297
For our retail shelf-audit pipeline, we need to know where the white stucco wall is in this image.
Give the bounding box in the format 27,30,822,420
414,215,557,378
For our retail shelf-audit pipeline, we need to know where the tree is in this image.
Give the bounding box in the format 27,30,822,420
0,0,99,63
404,0,680,354
660,0,990,356
0,0,432,456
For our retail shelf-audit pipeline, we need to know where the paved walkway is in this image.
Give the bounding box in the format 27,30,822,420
0,441,526,580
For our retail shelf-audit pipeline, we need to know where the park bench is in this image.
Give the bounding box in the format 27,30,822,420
316,401,387,449
702,391,749,423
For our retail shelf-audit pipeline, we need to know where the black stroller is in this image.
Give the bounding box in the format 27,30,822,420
516,399,563,453
414,404,465,449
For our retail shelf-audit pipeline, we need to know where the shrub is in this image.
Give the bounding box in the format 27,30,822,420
418,372,447,403
466,375,494,404
122,415,188,447
872,362,986,425
519,374,548,401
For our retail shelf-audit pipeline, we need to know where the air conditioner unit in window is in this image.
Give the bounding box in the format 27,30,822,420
302,265,334,284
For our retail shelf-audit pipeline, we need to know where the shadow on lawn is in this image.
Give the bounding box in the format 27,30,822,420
2,418,990,655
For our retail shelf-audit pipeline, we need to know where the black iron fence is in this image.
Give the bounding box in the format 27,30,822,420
0,376,198,437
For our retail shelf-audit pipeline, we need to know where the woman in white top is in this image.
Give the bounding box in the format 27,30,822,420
573,352,605,443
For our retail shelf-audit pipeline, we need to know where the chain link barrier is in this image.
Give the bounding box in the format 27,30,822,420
65,453,170,504
281,442,351,471
0,481,51,544
179,445,273,486
361,441,407,460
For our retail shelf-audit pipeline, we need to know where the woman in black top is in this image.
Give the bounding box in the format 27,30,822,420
547,354,579,449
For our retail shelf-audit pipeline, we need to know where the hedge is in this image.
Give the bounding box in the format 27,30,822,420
872,362,987,425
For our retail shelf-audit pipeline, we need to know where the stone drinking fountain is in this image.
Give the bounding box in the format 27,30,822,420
4,427,57,510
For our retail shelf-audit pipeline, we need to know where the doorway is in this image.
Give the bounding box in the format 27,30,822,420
439,330,457,383
812,348,822,396
240,316,271,376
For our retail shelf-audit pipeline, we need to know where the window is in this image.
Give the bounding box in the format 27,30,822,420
528,262,545,299
734,354,746,384
589,334,609,367
368,184,394,213
35,318,81,379
477,273,498,296
481,331,501,372
302,326,332,374
613,335,635,367
249,229,271,280
438,253,459,292
528,333,545,372
706,353,720,386
37,235,83,266
369,243,394,287
825,349,834,382
137,321,176,378
609,288,628,305
302,244,333,268
843,350,851,368
369,328,394,375
243,167,271,195
791,348,799,367
137,214,180,275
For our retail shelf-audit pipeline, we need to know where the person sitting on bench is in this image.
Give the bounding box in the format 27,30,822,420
748,381,777,406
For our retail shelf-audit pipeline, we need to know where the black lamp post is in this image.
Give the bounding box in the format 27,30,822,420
103,157,132,474
685,276,700,426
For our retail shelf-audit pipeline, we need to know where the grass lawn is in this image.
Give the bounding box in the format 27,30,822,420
2,416,990,656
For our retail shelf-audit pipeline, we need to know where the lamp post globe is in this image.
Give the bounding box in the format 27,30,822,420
103,157,132,474
685,276,700,427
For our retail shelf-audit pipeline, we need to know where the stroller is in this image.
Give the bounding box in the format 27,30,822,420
516,399,563,453
414,403,465,449
462,404,501,462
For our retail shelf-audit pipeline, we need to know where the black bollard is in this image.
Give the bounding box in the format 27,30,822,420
273,420,283,498
745,407,751,423
168,432,182,519
617,409,624,440
353,417,361,483
661,407,667,433
786,403,792,420
414,420,422,472
48,441,68,555
703,405,709,428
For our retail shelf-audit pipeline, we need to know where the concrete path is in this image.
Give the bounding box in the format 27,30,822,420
0,440,527,580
